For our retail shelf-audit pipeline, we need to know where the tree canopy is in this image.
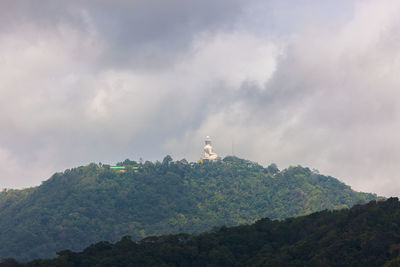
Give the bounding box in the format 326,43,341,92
0,156,376,261
8,198,400,266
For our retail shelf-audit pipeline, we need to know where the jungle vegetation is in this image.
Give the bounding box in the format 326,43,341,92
6,198,400,266
0,156,376,261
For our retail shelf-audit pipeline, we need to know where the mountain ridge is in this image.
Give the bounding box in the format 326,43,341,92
14,198,399,266
0,156,377,261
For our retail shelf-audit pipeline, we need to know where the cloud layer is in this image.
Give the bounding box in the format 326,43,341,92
1,0,400,196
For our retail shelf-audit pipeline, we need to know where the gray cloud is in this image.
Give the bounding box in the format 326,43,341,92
166,0,400,197
0,0,251,70
1,0,400,197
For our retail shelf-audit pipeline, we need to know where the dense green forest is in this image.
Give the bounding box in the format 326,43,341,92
6,198,398,267
0,156,376,261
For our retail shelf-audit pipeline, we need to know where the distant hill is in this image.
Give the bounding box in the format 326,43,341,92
0,156,376,261
15,198,400,267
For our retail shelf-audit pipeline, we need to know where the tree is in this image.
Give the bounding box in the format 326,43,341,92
162,155,173,166
267,163,279,174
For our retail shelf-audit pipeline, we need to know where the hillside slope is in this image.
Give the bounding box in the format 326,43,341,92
0,156,376,261
18,198,400,267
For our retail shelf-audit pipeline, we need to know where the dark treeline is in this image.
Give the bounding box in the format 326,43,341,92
0,156,376,261
4,198,400,266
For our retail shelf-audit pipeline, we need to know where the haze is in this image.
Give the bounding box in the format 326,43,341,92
1,0,400,197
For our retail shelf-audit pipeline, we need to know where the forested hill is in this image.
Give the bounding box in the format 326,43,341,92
0,156,376,261
15,198,400,267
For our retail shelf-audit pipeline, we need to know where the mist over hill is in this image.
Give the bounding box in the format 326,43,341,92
0,156,376,261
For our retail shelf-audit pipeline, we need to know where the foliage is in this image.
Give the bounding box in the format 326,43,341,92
0,156,376,261
6,198,400,266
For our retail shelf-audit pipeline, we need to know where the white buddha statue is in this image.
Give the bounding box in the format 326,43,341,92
204,136,219,161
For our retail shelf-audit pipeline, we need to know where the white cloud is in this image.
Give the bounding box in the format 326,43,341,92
185,31,279,89
2,0,400,198
166,0,400,197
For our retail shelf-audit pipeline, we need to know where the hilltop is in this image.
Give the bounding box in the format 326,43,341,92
16,198,400,266
0,156,376,261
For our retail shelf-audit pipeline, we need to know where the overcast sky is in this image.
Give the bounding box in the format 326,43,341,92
1,0,400,196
